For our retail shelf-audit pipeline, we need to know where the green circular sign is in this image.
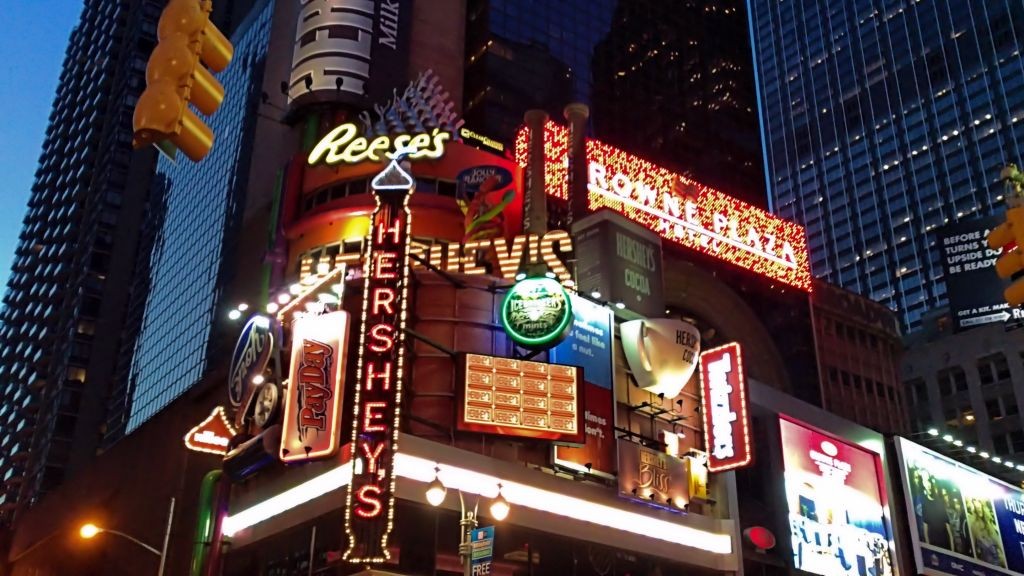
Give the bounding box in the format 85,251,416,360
501,277,573,349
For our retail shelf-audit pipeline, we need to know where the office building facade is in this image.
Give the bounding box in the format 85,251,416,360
748,0,1024,330
0,0,265,523
811,279,908,434
0,0,162,520
903,320,1024,482
111,1,276,438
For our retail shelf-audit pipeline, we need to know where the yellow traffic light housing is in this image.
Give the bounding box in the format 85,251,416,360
133,0,233,162
987,207,1024,306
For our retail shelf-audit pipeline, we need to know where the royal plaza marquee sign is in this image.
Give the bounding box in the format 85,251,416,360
514,122,812,291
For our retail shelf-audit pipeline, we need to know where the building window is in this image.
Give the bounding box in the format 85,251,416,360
906,377,926,404
1011,430,1024,453
987,398,1003,420
978,353,1010,386
1005,394,1020,417
937,367,967,395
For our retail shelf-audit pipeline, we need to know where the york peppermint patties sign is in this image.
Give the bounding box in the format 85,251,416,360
699,342,752,472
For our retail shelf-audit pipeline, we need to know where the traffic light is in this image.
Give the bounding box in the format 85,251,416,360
988,207,1024,306
133,0,233,162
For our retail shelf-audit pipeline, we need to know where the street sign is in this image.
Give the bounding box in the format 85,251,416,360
470,525,494,575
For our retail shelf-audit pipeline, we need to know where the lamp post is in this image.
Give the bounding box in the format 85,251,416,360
80,497,175,576
425,468,509,576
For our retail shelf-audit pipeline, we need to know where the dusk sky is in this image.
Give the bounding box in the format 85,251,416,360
0,2,82,290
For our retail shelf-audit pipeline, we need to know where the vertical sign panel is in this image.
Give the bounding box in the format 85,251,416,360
550,295,616,477
938,215,1011,331
280,311,350,462
343,161,414,563
699,342,752,472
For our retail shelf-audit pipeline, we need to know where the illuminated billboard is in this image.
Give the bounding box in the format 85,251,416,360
895,437,1024,576
458,353,583,444
780,417,893,576
700,343,751,472
514,122,812,291
279,311,350,463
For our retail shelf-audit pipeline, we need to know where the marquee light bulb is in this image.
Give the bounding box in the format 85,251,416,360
237,303,249,311
266,302,280,314
590,291,602,299
927,428,939,436
289,283,303,295
277,293,291,305
228,309,242,321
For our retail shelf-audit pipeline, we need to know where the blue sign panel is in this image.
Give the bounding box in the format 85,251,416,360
470,525,494,575
549,295,614,390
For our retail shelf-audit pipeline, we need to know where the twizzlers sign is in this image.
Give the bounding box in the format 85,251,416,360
699,343,753,472
343,160,414,563
514,122,812,291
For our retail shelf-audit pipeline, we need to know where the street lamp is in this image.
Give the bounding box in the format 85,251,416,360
79,497,175,576
425,468,509,576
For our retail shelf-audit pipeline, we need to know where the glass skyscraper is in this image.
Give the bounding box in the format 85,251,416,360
465,0,765,205
748,0,1024,330
0,0,163,518
115,1,274,434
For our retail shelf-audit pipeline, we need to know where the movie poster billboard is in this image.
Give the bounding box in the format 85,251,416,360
780,417,894,576
895,437,1024,576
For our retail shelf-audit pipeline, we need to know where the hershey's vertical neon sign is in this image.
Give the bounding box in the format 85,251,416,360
343,158,415,563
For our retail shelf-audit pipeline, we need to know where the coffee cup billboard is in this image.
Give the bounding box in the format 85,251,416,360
620,319,700,398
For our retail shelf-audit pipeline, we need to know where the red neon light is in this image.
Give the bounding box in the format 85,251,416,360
355,485,383,518
514,122,812,291
699,342,753,473
343,160,414,564
367,324,395,352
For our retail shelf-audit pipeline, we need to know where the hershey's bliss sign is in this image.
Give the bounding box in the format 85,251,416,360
343,160,414,563
699,342,753,472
